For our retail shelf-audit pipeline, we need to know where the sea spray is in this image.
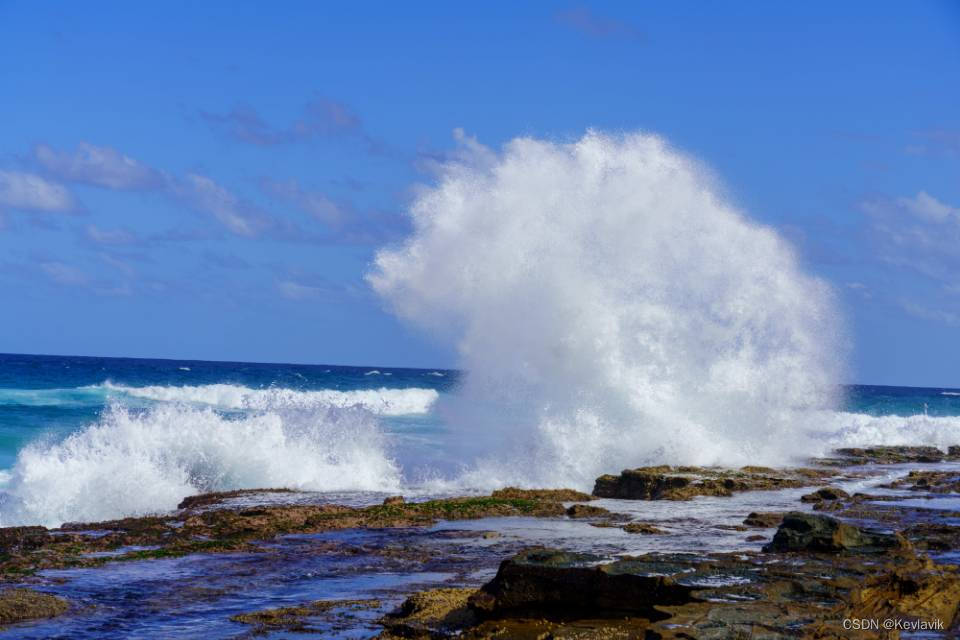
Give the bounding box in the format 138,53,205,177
369,130,846,488
0,402,401,527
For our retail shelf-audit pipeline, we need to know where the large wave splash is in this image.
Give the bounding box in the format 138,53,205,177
0,402,401,527
369,130,845,488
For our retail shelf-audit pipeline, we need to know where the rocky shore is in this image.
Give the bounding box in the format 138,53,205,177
2,445,959,637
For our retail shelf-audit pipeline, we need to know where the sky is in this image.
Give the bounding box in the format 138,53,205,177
0,1,958,386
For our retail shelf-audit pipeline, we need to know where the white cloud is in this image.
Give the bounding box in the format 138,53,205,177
901,301,960,327
40,261,88,286
862,191,960,282
278,280,323,300
896,191,960,223
173,174,262,237
260,178,344,226
34,143,165,191
0,170,76,212
85,225,138,245
201,98,362,147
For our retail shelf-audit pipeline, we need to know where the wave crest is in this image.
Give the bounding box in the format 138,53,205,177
0,402,400,527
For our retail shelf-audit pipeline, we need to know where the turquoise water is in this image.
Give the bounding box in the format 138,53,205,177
1,352,959,527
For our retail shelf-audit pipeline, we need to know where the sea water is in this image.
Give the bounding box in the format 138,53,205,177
1,352,960,528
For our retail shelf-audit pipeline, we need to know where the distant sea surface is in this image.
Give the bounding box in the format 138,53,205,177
1,353,958,527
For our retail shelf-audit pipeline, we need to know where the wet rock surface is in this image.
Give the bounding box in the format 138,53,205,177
4,445,960,638
816,445,960,466
231,598,381,634
762,511,907,553
382,539,959,638
0,494,569,579
591,465,832,500
0,588,69,625
800,486,850,502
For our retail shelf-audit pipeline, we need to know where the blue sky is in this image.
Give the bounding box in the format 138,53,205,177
1,1,958,385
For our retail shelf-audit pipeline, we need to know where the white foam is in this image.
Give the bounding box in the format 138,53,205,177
0,402,401,527
98,382,438,416
822,411,960,452
369,130,845,489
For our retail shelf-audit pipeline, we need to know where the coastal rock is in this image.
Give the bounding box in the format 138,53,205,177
468,548,696,619
0,589,69,624
382,496,405,506
763,512,907,553
232,599,381,634
565,504,612,518
177,488,297,510
0,526,50,554
799,486,850,502
379,588,477,637
622,522,665,535
742,511,783,528
592,466,829,500
394,543,960,639
830,445,952,465
490,487,594,502
882,470,960,493
0,493,570,578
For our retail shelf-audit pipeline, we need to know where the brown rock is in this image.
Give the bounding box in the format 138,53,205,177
382,496,405,506
622,522,665,535
763,512,908,554
490,487,594,502
800,486,850,503
0,589,69,624
592,466,829,500
565,504,611,518
743,511,783,528
380,588,477,637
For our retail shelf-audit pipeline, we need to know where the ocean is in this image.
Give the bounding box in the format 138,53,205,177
1,352,959,528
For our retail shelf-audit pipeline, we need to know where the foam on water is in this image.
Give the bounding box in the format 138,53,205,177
99,382,438,416
0,402,401,527
824,411,960,452
370,129,846,488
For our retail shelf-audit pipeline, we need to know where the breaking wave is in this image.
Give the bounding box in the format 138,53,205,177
824,411,960,453
99,382,438,416
0,402,401,527
0,383,438,416
369,129,846,488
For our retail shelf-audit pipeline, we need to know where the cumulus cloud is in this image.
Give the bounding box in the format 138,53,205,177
34,143,166,191
0,170,77,213
555,6,643,40
201,98,362,146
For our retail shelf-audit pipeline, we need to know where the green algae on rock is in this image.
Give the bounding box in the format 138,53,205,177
490,487,595,502
0,588,69,625
231,598,381,634
0,494,567,580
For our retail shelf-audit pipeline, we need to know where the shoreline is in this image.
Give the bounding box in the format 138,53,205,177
1,445,959,637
